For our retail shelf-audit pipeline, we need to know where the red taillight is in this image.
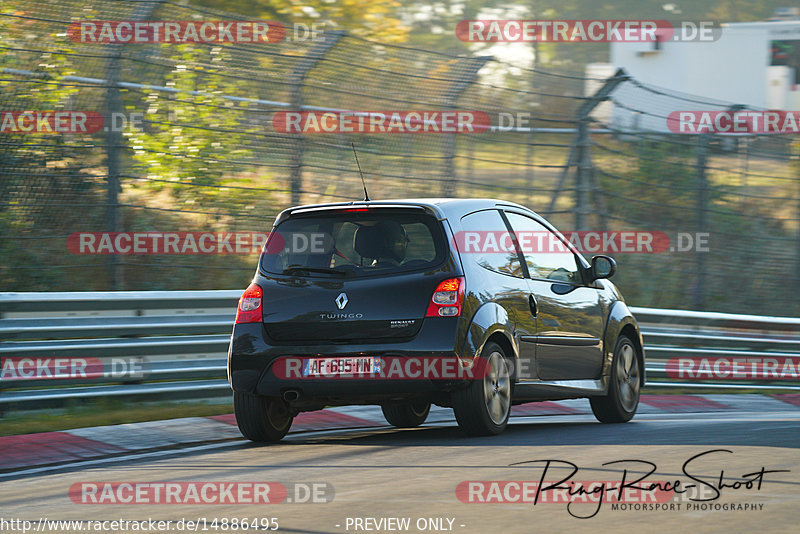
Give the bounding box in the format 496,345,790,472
426,277,465,317
236,283,263,324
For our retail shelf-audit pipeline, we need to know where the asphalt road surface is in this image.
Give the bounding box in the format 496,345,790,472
1,410,798,534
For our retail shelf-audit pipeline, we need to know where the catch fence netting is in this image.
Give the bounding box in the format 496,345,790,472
1,0,798,315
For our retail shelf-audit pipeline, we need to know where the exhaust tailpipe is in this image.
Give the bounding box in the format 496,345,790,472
282,389,300,403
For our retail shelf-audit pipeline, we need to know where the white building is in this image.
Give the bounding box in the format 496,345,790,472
588,18,800,132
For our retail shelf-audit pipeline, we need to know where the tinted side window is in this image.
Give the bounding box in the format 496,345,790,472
504,212,581,284
460,210,524,278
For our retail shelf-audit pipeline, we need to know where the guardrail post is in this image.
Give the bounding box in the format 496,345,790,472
441,56,490,197
287,31,344,205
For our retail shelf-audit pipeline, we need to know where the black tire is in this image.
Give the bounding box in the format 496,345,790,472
590,335,641,423
452,341,512,436
381,400,431,428
233,392,294,442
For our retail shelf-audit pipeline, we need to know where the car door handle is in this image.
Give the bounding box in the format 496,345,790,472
528,294,538,317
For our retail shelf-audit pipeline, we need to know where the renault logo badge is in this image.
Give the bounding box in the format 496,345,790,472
335,292,348,310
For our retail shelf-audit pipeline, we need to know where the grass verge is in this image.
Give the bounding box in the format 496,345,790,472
0,398,233,437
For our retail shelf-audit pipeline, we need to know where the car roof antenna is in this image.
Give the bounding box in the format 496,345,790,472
351,142,370,201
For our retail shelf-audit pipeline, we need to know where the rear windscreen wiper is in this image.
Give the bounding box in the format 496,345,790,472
283,265,349,276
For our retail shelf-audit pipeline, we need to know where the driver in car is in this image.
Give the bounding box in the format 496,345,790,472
373,221,410,268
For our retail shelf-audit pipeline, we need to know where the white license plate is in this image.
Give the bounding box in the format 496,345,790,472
302,356,381,377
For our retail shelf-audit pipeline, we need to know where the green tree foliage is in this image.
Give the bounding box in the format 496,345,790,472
192,0,409,42
0,1,110,289
128,45,257,209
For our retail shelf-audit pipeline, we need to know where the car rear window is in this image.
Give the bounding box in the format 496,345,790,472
260,209,448,277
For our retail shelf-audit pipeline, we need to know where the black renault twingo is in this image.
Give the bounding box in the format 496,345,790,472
228,199,644,441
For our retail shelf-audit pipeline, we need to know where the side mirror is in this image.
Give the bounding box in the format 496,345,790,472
590,255,616,281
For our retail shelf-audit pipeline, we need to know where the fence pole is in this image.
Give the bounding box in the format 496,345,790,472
441,57,490,197
527,40,539,205
548,68,629,217
403,134,412,195
547,140,579,215
575,120,590,231
693,133,710,310
287,31,344,205
104,50,123,290
103,1,163,290
525,119,535,206
584,133,609,232
796,146,800,313
466,135,474,197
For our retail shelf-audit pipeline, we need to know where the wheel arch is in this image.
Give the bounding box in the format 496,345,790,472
602,301,646,387
460,301,518,366
485,331,516,373
619,323,645,386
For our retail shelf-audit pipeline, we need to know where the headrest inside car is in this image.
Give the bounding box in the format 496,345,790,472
353,225,384,259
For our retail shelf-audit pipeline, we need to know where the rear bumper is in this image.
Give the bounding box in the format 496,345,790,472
227,318,465,402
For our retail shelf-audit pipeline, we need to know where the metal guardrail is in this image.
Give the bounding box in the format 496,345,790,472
1,292,799,410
